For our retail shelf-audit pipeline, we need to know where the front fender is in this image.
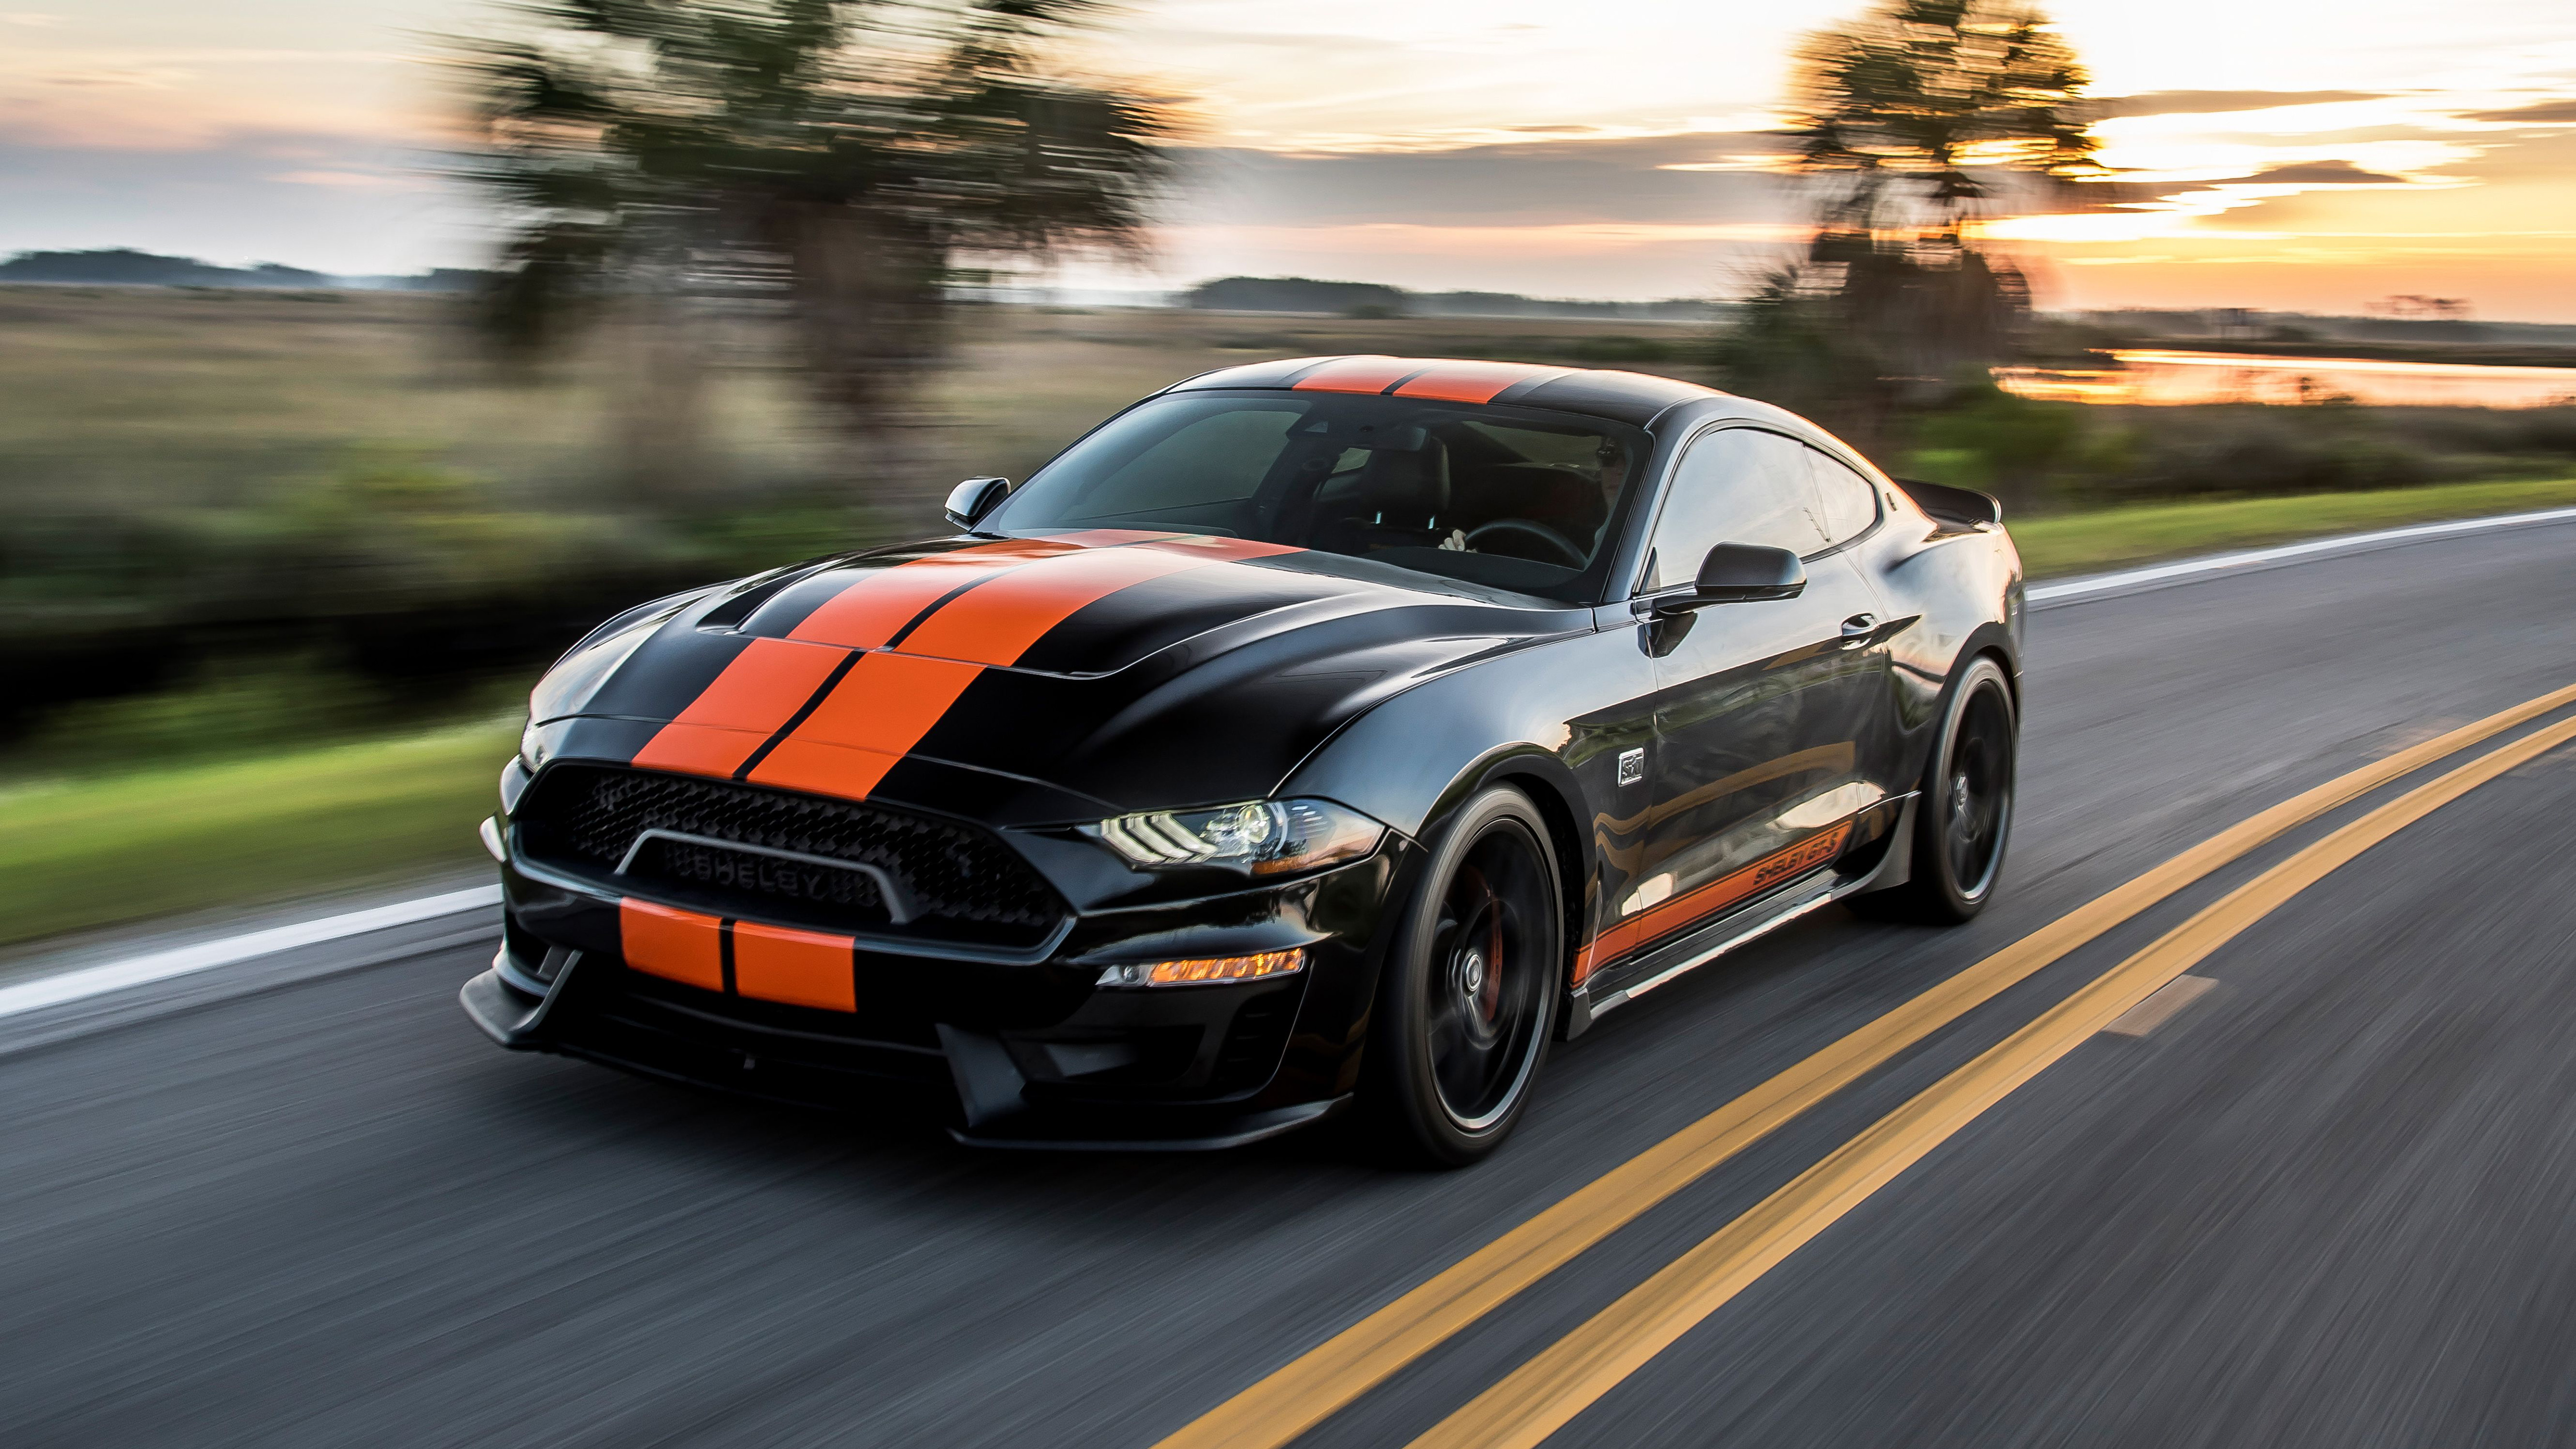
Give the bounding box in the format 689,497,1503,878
1278,625,1649,841
1277,625,1655,981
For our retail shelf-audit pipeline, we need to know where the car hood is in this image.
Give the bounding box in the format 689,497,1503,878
536,532,1594,822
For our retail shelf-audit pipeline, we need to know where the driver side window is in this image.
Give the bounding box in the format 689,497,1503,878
1644,428,1826,588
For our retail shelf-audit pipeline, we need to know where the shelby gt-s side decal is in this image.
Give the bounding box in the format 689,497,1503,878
1573,821,1856,983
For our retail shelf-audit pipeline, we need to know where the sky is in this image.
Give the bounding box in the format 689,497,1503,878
4,1,2573,317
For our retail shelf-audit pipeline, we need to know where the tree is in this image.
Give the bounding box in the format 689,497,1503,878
1711,1,2099,454
457,0,1175,489
1787,0,2099,235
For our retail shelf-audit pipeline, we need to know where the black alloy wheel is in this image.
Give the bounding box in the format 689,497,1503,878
1855,655,2017,924
1941,674,2014,901
1363,784,1562,1167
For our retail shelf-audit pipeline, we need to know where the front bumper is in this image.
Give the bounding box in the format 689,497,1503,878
467,835,1416,1150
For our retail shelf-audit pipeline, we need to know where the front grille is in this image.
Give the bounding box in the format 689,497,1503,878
515,763,1066,949
625,834,892,921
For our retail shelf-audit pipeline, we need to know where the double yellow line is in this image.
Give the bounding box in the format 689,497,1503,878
1159,679,2576,1449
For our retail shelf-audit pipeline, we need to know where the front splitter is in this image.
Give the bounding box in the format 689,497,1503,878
947,1095,1353,1152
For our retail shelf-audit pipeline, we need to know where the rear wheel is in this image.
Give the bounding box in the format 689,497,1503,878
1855,656,2016,924
1362,785,1561,1167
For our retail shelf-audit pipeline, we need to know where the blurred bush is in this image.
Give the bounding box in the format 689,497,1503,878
1892,382,2576,513
3,658,511,775
0,437,892,753
7,282,2573,775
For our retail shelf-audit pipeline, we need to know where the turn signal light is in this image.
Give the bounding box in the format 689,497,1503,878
1095,948,1306,989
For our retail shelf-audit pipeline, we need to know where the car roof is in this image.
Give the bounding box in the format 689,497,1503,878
1162,355,1722,428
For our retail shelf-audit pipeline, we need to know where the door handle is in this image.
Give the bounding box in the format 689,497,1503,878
1839,613,1878,645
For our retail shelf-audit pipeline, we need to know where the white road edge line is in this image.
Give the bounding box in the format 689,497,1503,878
2027,505,2576,603
0,884,503,1021
6,504,2571,1023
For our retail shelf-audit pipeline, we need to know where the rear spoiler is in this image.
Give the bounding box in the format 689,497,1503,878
1894,477,2003,530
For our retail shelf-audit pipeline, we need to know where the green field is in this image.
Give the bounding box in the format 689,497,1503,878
0,721,514,949
2012,476,2576,577
0,285,1707,527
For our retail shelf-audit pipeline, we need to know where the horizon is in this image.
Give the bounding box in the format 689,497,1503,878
19,247,2576,328
3,1,2571,318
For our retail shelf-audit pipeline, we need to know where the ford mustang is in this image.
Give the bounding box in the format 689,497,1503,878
461,355,2021,1164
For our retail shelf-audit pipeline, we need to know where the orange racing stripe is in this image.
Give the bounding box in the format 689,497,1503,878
633,532,1191,778
1292,356,1421,395
629,637,852,779
752,536,1304,799
785,530,1183,649
744,652,983,799
733,920,859,1012
1392,360,1569,404
897,542,1271,666
786,537,1081,649
619,898,726,993
1574,822,1853,984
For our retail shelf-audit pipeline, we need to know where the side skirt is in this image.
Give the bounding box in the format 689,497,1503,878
1561,795,1918,1038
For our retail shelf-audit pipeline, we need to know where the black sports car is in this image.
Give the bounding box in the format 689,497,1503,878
463,356,2022,1163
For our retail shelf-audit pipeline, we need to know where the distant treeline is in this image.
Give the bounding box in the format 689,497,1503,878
2063,307,2576,350
1184,276,1723,321
0,249,487,293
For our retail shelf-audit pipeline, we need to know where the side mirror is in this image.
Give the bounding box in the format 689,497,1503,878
1689,542,1806,605
944,476,1011,532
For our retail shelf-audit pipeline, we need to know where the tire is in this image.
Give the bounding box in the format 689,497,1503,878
1854,655,2017,925
1360,784,1563,1168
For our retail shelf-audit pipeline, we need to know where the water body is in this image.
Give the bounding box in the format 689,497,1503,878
1996,349,2576,408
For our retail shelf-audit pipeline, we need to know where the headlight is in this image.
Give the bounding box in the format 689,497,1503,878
518,717,548,774
1087,798,1384,875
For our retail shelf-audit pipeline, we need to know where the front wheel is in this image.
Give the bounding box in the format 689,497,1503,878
1855,655,2017,925
1361,785,1562,1168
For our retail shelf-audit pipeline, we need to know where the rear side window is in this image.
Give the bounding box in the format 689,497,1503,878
1645,428,1824,588
1805,448,1881,547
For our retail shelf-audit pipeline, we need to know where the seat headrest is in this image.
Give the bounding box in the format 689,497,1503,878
1355,441,1450,520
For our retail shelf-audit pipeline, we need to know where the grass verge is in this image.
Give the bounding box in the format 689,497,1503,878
0,719,513,950
2015,475,2576,579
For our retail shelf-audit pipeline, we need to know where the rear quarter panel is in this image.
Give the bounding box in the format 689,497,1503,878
1862,503,2024,779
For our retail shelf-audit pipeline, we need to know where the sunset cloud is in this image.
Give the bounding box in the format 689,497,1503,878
3,0,2571,317
264,169,418,189
2464,98,2576,125
2092,90,2401,119
2222,159,2415,185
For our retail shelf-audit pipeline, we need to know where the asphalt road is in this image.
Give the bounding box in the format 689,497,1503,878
7,519,2576,1449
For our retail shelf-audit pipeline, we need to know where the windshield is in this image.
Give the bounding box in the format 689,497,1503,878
983,391,1649,600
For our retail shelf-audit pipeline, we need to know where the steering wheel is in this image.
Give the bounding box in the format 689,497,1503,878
1464,519,1586,569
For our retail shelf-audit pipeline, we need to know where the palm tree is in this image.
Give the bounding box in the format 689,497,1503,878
1713,1,2101,446
457,0,1175,470
1787,0,2100,236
